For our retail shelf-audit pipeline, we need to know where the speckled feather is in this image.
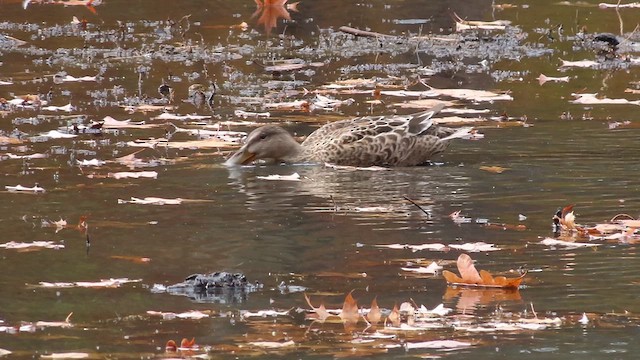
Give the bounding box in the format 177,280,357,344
298,104,457,166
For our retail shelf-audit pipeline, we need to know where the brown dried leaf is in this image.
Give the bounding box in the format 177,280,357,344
340,291,359,324
442,270,464,284
366,297,381,325
457,253,482,284
181,337,196,348
479,270,495,285
315,303,330,322
0,136,23,145
252,0,291,35
444,254,526,289
165,340,177,352
561,204,574,218
386,303,401,327
303,293,330,321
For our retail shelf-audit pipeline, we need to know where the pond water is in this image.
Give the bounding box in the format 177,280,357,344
1,0,640,358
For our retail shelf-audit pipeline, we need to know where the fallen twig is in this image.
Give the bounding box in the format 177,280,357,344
339,26,394,38
403,196,431,218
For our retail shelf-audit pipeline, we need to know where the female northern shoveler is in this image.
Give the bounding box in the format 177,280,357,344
225,103,471,167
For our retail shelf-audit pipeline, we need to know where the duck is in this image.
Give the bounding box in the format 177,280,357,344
225,103,472,167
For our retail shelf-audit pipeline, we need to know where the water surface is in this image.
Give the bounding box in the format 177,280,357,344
1,0,640,358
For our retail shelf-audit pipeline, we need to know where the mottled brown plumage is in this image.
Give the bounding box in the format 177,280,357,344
225,104,471,167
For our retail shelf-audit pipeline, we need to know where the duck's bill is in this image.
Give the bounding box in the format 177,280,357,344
224,147,256,166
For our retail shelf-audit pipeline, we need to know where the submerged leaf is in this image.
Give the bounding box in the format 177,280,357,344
479,165,509,173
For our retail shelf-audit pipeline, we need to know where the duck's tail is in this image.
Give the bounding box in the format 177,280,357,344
408,103,446,135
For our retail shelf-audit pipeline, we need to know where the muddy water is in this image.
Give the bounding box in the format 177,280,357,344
1,0,640,358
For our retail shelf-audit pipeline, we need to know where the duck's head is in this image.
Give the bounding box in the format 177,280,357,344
224,125,302,166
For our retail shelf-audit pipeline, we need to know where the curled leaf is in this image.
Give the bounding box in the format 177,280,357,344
444,253,525,289
366,297,381,325
340,291,359,324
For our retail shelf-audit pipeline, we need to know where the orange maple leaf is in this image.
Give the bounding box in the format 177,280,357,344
165,340,177,352
252,0,291,35
180,337,196,348
442,253,525,289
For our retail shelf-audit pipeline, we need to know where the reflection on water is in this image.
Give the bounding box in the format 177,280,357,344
227,163,472,229
443,287,523,314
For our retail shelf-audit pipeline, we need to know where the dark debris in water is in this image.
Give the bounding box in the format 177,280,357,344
155,272,263,304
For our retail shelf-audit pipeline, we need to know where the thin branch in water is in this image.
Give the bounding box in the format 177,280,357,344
403,196,431,218
530,302,538,319
615,4,623,35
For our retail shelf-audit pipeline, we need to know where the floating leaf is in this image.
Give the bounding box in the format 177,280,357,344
540,238,600,248
571,93,640,106
147,310,210,320
108,171,158,180
401,262,442,275
117,197,213,205
456,253,482,283
248,340,295,348
339,291,360,325
303,293,330,322
405,339,473,350
366,297,381,325
234,110,270,118
0,241,63,250
559,59,599,68
102,116,159,129
256,173,301,181
537,74,570,85
386,303,401,327
443,253,525,289
41,353,89,359
36,278,142,288
5,184,45,193
181,337,196,348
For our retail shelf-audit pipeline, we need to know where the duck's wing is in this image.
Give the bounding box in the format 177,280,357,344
304,115,416,166
303,105,447,166
301,117,357,147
